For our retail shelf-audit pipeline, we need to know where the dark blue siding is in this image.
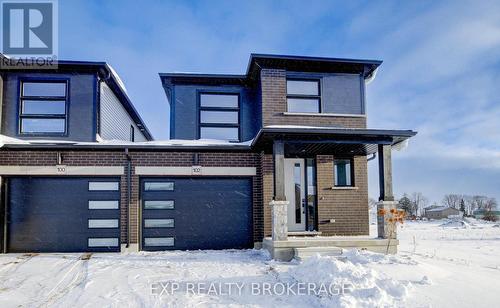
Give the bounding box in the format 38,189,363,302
141,177,253,251
2,72,97,141
8,177,120,253
169,84,259,141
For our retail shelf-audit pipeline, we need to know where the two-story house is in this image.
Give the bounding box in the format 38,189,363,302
0,54,416,259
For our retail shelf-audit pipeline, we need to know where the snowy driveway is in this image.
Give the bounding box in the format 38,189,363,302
0,219,498,307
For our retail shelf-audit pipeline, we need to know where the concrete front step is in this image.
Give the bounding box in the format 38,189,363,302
294,246,343,261
288,231,322,237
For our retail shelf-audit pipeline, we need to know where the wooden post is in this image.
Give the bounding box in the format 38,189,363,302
273,140,286,201
378,144,394,201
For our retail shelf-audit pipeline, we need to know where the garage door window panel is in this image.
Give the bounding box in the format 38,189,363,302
144,200,174,209
89,181,119,191
88,219,119,229
144,182,174,191
88,200,119,210
144,237,174,247
88,238,119,247
144,219,174,228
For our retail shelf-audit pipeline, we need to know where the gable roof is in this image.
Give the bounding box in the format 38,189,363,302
0,56,153,140
426,206,459,213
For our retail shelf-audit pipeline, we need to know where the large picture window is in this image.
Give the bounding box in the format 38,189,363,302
334,159,354,187
199,93,239,141
286,79,320,113
19,80,68,135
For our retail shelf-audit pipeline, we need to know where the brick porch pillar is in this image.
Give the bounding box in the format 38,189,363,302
272,140,289,241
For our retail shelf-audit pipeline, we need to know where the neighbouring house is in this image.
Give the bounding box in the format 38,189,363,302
424,206,461,219
0,54,416,259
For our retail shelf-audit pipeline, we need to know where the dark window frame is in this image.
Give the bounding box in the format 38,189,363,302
197,91,241,142
18,78,70,136
286,78,321,113
334,158,355,187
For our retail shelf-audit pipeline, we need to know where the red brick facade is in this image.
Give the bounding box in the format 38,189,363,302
260,68,367,128
258,67,369,237
316,155,369,235
0,148,370,248
0,150,263,244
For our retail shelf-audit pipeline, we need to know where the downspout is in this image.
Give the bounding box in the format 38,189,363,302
125,148,131,248
367,153,377,161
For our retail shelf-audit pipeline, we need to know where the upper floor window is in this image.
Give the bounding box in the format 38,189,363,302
199,93,239,141
130,125,135,142
286,79,320,113
19,80,68,135
334,159,353,187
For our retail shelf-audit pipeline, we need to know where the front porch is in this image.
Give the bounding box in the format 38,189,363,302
252,126,416,261
263,236,399,261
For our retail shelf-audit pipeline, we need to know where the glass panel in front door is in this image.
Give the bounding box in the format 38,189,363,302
285,159,305,231
294,163,301,224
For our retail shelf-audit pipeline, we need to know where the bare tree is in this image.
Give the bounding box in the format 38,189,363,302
463,195,475,216
442,194,462,209
484,198,498,211
410,192,429,217
472,195,488,211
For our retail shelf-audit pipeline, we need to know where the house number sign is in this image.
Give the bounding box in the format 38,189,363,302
56,165,67,173
191,166,202,175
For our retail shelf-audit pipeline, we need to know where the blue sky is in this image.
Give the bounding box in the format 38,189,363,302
58,0,500,204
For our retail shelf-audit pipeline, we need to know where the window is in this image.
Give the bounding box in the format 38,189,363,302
199,93,239,141
144,182,174,191
88,182,119,191
334,159,353,187
130,125,135,142
19,81,68,134
286,79,320,113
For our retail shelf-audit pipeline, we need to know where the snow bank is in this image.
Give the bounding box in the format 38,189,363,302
286,254,412,307
343,249,417,265
439,219,471,228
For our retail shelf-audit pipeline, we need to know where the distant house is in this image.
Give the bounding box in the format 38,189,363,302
473,210,500,220
424,206,461,219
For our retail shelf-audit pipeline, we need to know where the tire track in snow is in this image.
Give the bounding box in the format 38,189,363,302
38,255,90,307
0,254,37,278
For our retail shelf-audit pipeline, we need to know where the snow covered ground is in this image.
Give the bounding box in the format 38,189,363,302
0,219,498,307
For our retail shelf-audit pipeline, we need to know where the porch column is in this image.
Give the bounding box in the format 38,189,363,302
378,144,394,201
271,140,288,241
377,144,398,239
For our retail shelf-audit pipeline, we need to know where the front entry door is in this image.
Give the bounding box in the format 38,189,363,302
284,159,306,231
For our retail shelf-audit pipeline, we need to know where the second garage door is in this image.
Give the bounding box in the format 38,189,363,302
141,177,253,251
